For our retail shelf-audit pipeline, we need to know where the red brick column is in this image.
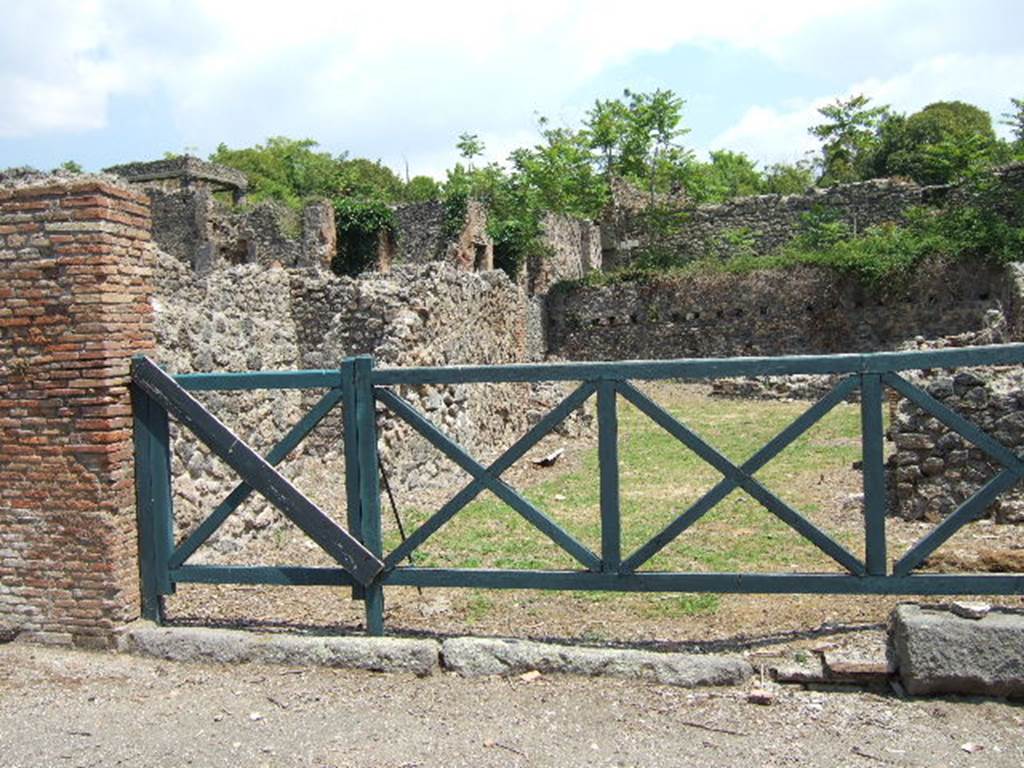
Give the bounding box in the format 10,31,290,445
0,177,155,647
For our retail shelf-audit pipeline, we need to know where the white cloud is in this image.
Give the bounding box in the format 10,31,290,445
0,0,874,141
708,52,1024,166
1,0,1019,177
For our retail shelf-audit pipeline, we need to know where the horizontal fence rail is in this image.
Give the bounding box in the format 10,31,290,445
132,344,1024,634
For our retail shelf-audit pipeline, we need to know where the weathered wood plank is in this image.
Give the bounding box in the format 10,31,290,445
354,356,385,634
597,381,621,572
371,344,1024,385
132,382,173,620
175,369,344,391
170,564,1024,595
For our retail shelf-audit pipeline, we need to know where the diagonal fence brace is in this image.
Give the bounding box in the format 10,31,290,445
376,386,601,571
169,387,345,568
132,357,383,586
623,375,861,572
616,379,866,576
384,381,598,568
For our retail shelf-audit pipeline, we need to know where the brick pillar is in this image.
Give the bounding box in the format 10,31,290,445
0,177,155,647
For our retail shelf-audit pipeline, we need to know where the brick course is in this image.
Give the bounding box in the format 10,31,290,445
0,177,155,647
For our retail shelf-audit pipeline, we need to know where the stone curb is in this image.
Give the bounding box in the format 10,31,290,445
117,625,754,688
118,624,440,677
441,637,753,687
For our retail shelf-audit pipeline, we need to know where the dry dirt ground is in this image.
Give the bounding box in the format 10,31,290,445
1,642,1023,768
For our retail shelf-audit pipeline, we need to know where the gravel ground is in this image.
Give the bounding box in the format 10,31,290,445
2,642,1022,768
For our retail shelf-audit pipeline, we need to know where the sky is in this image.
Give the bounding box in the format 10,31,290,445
1,0,1022,179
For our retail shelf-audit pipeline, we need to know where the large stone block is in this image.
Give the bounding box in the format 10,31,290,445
890,604,1024,697
441,637,751,687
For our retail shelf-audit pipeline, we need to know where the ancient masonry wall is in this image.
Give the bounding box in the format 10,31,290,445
388,199,493,272
670,178,929,261
601,164,1024,269
151,255,556,552
889,363,1024,524
886,318,1024,525
602,178,931,269
0,177,155,646
146,187,334,272
547,261,1016,360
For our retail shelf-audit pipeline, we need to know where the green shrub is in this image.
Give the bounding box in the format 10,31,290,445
331,197,394,276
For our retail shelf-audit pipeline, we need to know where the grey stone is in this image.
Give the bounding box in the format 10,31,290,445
119,624,440,676
951,601,991,620
440,637,751,687
890,604,1024,697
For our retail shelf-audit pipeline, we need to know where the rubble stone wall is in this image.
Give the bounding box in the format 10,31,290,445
145,187,334,272
887,319,1024,524
547,261,1015,360
150,256,559,552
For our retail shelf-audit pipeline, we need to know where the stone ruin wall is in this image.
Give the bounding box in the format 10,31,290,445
150,251,583,554
887,317,1024,526
601,165,1024,270
602,177,928,269
146,186,335,273
546,260,1016,361
669,178,929,261
388,199,493,271
890,364,1024,525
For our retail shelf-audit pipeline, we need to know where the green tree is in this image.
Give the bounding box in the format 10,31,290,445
1002,97,1024,151
700,151,764,201
584,97,630,178
210,137,345,207
402,175,441,202
456,132,485,169
582,88,690,196
809,94,889,184
337,156,405,200
209,137,406,207
763,160,814,195
879,101,998,184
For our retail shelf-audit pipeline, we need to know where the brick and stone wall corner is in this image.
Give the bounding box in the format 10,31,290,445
0,177,156,647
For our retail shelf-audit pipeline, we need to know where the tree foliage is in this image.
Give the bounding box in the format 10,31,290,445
809,94,890,185
878,101,999,184
209,137,408,207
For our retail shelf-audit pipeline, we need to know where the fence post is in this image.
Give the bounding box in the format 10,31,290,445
860,373,887,576
597,380,621,572
340,358,364,600
353,355,385,634
132,372,175,622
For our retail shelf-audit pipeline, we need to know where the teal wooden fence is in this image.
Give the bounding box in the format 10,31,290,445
132,345,1024,635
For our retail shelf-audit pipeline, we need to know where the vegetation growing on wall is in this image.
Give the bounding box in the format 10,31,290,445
579,167,1024,293
331,197,394,276
198,89,1023,282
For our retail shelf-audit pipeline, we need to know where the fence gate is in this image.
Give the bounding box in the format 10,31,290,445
133,345,1024,635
